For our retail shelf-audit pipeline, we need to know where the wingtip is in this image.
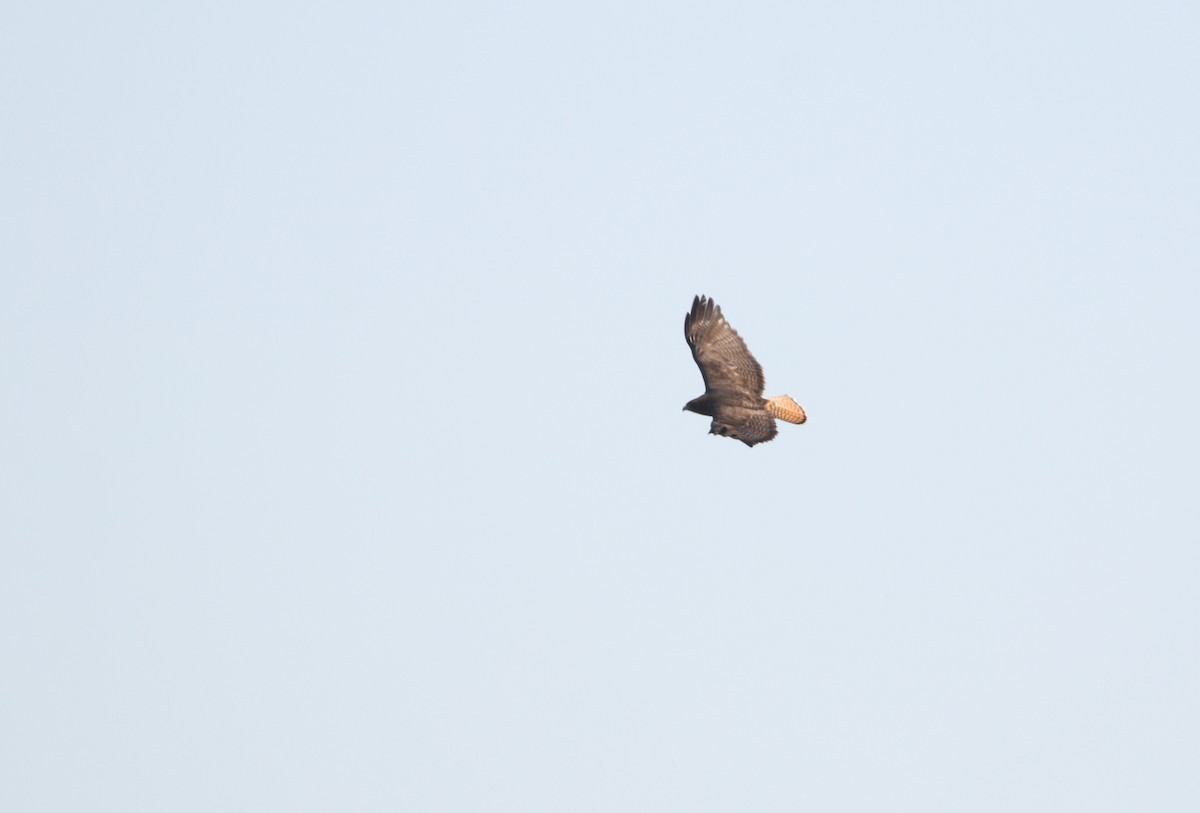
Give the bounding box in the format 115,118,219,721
686,294,713,333
689,294,720,323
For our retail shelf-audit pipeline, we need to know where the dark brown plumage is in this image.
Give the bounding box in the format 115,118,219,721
683,295,806,447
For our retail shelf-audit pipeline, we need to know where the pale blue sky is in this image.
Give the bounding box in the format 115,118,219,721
4,2,1199,810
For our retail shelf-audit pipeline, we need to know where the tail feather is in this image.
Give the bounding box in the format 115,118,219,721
765,395,806,424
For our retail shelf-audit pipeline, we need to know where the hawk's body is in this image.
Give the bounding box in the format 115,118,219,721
683,295,806,447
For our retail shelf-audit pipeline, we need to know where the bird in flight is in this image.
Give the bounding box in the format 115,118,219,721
683,295,806,447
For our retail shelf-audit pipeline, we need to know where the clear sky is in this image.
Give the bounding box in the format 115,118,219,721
4,2,1199,810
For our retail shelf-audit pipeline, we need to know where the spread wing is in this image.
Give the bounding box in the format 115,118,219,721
684,295,765,402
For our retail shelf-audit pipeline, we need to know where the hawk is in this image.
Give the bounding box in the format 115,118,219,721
683,295,806,447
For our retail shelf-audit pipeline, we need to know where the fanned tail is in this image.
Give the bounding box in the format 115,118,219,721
765,395,807,424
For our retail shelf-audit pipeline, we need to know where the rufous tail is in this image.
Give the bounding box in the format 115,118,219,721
765,395,807,424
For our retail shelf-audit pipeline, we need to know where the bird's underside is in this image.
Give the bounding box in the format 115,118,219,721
683,296,806,447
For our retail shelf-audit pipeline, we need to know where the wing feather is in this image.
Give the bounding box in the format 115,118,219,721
684,295,765,401
711,406,778,447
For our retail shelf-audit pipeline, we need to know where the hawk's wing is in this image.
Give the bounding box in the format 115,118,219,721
684,295,765,400
711,405,779,446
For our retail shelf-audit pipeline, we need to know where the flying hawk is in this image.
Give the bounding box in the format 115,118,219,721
683,295,806,447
